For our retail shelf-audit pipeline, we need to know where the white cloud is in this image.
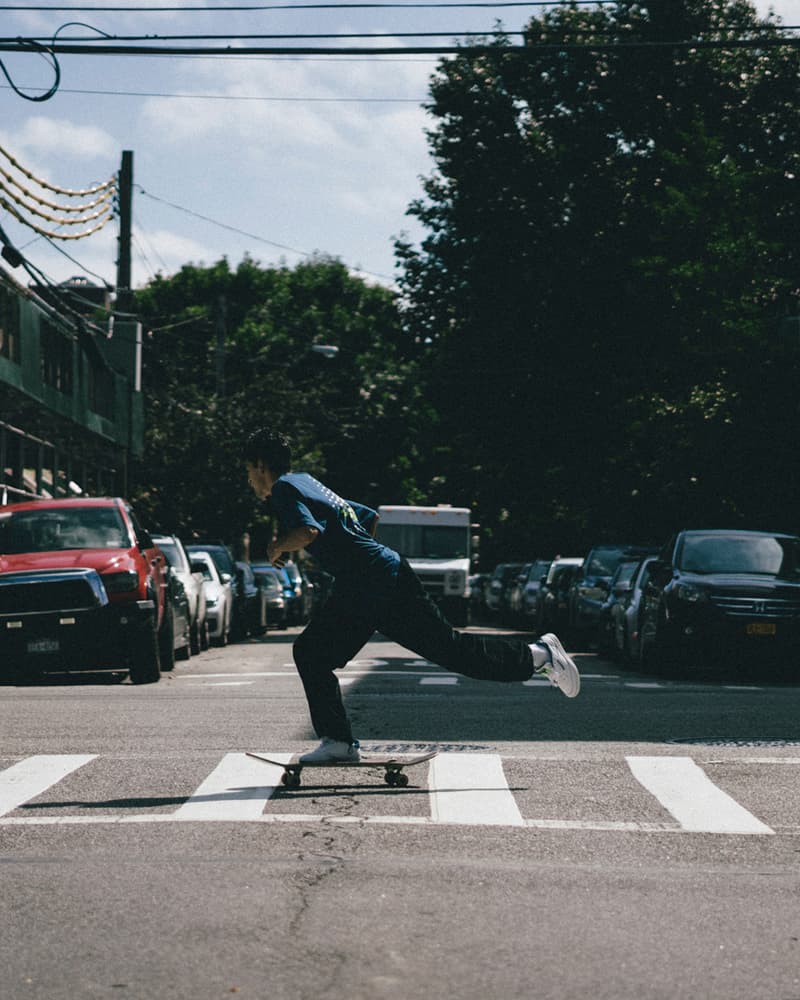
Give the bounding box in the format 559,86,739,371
1,116,117,162
131,227,213,278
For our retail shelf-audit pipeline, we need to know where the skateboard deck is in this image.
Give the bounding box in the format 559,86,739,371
246,749,438,788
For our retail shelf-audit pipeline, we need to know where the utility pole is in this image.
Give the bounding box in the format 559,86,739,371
116,150,133,313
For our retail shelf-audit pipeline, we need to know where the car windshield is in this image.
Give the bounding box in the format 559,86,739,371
528,560,551,581
376,524,468,559
191,557,216,582
613,561,640,587
0,507,130,553
586,547,630,577
678,534,800,578
156,539,187,572
188,545,234,576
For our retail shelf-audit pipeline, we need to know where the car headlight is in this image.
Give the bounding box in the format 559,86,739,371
677,583,707,603
103,571,139,595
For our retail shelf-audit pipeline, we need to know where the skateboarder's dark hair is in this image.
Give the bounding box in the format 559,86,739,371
243,429,292,476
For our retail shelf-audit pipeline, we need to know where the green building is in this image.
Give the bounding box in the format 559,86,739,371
0,266,143,502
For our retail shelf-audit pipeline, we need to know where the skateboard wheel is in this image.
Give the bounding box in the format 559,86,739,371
282,771,301,788
395,772,409,788
384,771,396,786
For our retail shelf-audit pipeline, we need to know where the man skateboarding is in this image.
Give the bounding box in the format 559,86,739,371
245,429,580,764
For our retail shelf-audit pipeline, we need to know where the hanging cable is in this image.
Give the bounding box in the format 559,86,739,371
0,37,59,101
135,184,396,283
0,2,610,11
0,194,114,239
0,181,113,226
0,144,115,197
0,163,114,212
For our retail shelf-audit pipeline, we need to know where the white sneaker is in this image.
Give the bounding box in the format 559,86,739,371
534,633,581,698
298,738,361,764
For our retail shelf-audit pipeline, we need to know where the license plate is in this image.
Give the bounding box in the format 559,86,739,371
27,638,60,654
746,623,776,636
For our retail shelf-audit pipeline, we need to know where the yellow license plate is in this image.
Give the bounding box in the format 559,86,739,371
746,623,777,636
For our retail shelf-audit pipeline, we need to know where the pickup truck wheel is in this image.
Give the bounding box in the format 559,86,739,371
129,627,161,684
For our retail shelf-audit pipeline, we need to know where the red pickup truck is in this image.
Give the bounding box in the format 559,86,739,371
0,497,172,684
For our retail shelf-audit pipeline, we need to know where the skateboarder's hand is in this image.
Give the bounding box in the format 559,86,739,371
267,543,287,568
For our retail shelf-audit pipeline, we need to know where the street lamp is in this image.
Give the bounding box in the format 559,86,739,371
309,344,339,359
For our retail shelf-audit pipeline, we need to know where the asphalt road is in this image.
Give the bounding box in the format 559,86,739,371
1,626,799,1000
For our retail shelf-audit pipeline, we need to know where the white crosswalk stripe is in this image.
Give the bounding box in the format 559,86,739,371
0,754,96,817
0,751,789,834
626,755,774,835
429,753,524,826
172,752,290,822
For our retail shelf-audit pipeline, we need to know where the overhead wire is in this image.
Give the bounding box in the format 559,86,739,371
0,2,613,11
0,144,115,197
135,184,396,283
0,143,116,242
0,195,114,239
1,83,426,101
0,163,114,212
2,36,798,56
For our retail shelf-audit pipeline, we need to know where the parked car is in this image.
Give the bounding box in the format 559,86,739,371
609,557,658,663
505,563,533,624
282,560,313,624
469,573,490,619
0,497,171,683
189,550,233,647
233,561,268,638
485,563,523,618
519,559,554,625
186,541,239,631
568,544,655,638
596,558,643,656
252,562,296,619
253,566,289,629
639,529,800,670
153,533,208,656
537,557,583,633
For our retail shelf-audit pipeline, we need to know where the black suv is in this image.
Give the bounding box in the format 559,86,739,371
639,529,800,668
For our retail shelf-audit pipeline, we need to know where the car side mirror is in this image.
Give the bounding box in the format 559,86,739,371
221,572,232,584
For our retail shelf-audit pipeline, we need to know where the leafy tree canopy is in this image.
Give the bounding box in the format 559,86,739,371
131,255,432,556
397,0,800,559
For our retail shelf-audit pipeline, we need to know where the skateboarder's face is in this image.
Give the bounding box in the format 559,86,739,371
246,460,276,499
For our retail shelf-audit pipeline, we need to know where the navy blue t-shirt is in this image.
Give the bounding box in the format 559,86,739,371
270,472,400,596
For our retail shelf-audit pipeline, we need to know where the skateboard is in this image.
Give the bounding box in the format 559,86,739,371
246,749,438,788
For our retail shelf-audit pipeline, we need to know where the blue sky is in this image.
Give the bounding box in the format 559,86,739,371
0,1,796,293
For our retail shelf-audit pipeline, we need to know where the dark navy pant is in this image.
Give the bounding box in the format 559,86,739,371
292,559,535,743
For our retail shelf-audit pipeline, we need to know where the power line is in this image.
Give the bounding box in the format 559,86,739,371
19,30,528,41
135,185,396,283
2,37,798,56
0,2,610,11
1,83,425,101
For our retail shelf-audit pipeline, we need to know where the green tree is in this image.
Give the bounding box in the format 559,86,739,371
397,0,800,560
130,256,428,553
